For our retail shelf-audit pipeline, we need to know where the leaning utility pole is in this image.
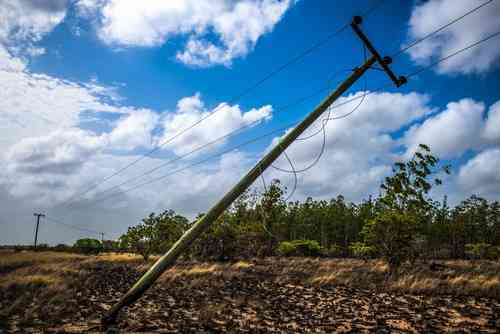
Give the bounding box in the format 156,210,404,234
33,212,45,249
103,16,407,324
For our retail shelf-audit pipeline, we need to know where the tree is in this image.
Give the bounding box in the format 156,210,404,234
120,224,155,261
120,210,189,261
118,142,500,263
364,145,448,270
258,179,286,256
74,238,102,255
362,212,418,269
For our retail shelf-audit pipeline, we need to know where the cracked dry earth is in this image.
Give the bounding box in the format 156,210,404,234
1,261,500,333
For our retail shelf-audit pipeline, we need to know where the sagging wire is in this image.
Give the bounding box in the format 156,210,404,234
270,44,369,178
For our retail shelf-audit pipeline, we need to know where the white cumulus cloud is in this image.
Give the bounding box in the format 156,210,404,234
0,0,67,56
158,93,272,155
403,98,500,159
406,0,500,74
107,109,159,150
266,91,433,201
458,148,500,200
77,0,293,67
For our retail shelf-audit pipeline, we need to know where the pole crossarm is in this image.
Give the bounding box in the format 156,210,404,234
102,16,405,325
350,16,407,87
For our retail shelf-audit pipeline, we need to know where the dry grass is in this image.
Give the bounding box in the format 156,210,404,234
160,257,500,298
0,251,143,291
0,251,84,269
0,252,499,299
1,252,498,333
288,257,500,298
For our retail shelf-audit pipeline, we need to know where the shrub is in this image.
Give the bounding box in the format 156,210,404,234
465,243,494,260
362,212,418,270
277,240,321,257
74,238,102,255
324,244,343,258
349,242,375,260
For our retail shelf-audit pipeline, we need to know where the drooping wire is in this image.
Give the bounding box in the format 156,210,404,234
82,0,492,202
97,30,500,204
59,24,354,208
60,0,390,209
258,43,369,206
42,18,500,232
271,44,369,175
65,69,352,209
243,66,353,206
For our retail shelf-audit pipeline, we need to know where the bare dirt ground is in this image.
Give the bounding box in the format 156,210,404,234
0,252,499,333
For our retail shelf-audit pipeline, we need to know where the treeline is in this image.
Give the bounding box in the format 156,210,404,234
115,144,499,269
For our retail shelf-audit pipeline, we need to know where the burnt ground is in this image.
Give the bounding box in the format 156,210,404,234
1,259,499,333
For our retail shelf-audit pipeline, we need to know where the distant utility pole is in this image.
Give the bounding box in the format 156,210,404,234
33,213,45,249
101,232,105,243
103,16,407,324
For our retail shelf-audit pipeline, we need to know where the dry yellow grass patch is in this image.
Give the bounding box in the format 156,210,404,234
306,258,500,298
232,260,253,269
0,274,61,288
93,252,143,263
0,251,84,269
1,251,499,299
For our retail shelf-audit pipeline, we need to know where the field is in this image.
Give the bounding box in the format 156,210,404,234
0,251,499,333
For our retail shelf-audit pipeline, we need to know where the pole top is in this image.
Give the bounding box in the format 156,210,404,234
350,16,407,88
352,16,362,25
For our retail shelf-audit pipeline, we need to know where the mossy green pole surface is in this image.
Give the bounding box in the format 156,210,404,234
103,55,377,324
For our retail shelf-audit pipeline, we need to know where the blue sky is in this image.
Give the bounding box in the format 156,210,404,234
0,0,499,245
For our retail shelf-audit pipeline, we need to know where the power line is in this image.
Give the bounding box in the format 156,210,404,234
70,28,500,208
71,82,395,208
272,45,369,174
406,29,500,78
392,0,494,58
44,215,103,236
61,0,389,208
71,79,386,209
64,69,351,208
61,27,351,207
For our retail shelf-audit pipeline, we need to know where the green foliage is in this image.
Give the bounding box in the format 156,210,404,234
349,242,375,260
120,210,188,261
277,240,321,257
465,243,494,260
102,240,120,252
118,145,499,263
74,238,102,255
380,144,449,224
362,212,418,269
324,244,343,257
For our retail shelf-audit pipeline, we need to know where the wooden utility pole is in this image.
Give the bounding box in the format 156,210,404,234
103,16,406,324
33,213,45,249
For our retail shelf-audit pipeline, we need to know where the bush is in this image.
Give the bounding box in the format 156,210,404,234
362,212,418,270
349,242,375,260
74,238,102,255
465,243,495,260
323,244,343,257
277,240,321,257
